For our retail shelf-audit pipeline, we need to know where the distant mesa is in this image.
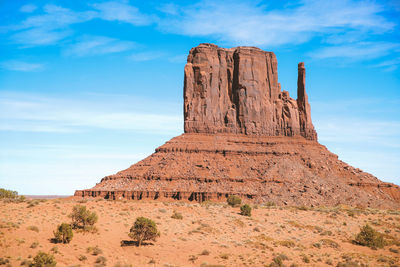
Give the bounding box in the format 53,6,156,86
75,43,400,208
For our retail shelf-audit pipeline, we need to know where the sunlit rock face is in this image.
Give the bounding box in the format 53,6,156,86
75,44,400,209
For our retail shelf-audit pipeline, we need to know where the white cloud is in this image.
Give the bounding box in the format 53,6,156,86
129,51,165,62
158,0,394,47
1,60,44,71
92,1,155,25
311,42,399,60
65,35,136,57
10,4,96,46
20,4,37,13
11,28,72,46
0,92,182,134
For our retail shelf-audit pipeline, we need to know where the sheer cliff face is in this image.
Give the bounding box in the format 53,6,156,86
184,43,317,140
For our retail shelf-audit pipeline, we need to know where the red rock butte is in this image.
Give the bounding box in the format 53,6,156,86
75,43,400,208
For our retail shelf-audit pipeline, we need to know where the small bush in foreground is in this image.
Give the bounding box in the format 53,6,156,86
227,195,241,207
29,251,56,267
171,210,183,220
354,224,385,249
27,226,39,232
240,204,252,216
87,246,102,256
70,205,98,231
129,217,160,246
53,223,73,243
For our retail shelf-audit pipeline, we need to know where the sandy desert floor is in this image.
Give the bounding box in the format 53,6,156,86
1,198,399,266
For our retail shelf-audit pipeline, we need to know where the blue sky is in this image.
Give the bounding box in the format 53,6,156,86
0,0,399,195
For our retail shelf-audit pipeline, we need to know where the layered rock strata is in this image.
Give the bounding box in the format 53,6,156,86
184,44,317,140
75,44,400,208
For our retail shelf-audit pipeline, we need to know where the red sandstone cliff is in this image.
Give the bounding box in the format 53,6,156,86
75,44,400,209
184,44,317,140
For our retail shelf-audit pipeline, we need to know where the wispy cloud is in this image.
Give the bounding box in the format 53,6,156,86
65,35,136,57
92,1,155,26
1,60,44,71
0,92,182,134
11,28,72,46
20,4,37,13
129,51,165,62
311,42,399,60
158,0,394,47
10,4,96,47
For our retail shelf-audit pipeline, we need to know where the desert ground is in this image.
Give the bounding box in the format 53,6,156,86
1,198,399,267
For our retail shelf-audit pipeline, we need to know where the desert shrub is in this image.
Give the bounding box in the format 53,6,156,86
95,256,107,267
200,249,210,255
114,263,132,267
129,217,160,246
171,210,183,220
29,251,56,267
78,255,87,261
70,205,98,231
354,224,385,249
302,255,310,263
87,246,102,255
0,188,25,202
53,223,73,243
0,188,18,199
30,242,39,249
227,195,241,207
0,258,10,265
240,204,252,216
27,226,39,232
269,254,289,267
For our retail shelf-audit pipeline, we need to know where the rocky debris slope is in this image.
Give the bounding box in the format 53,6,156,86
75,44,400,209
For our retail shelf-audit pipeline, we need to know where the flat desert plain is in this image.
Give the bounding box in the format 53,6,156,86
1,198,399,266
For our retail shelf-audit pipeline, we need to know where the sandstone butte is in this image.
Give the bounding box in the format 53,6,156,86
75,43,400,209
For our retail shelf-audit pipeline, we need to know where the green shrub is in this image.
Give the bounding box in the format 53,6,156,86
70,205,98,231
53,223,73,243
0,188,25,202
354,224,385,249
129,217,160,246
227,195,241,207
29,251,56,267
240,204,252,216
171,210,183,220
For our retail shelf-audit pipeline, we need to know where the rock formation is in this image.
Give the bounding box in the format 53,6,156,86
183,44,317,140
75,43,400,209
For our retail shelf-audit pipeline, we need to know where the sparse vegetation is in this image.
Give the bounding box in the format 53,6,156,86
53,223,73,243
30,241,39,249
0,188,25,202
200,249,210,255
95,256,107,267
171,210,183,220
354,224,385,249
29,251,56,267
128,217,160,246
227,195,241,207
78,255,87,261
87,246,103,256
240,204,252,216
27,226,39,232
70,205,98,231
